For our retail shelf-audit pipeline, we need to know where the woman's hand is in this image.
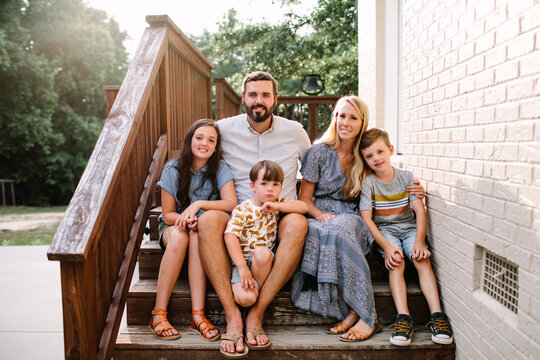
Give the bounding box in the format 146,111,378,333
315,213,335,222
407,180,426,199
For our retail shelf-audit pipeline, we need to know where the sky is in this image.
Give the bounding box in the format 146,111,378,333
84,0,318,58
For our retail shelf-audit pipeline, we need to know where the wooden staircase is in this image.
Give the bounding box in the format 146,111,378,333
114,209,455,359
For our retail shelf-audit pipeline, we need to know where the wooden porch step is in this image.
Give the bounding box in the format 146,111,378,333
114,324,455,359
126,279,430,326
138,240,169,280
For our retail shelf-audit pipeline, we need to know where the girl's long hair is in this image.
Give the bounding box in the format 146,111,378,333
315,95,369,200
175,119,222,210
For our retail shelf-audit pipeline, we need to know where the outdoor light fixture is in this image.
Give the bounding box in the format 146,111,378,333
301,74,325,95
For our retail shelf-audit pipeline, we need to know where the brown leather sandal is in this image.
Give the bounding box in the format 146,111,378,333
190,309,221,342
339,316,383,342
325,321,352,335
325,309,358,334
148,309,181,340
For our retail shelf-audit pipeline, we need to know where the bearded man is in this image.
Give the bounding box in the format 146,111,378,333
197,71,311,357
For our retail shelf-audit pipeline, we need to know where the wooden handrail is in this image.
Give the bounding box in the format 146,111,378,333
48,15,213,360
97,134,167,360
48,25,168,263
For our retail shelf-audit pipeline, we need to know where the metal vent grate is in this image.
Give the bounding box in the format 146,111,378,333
482,251,519,313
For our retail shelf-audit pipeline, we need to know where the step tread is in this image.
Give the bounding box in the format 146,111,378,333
128,278,422,298
116,324,454,350
140,239,166,253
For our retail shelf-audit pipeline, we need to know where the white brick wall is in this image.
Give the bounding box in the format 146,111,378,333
360,0,540,359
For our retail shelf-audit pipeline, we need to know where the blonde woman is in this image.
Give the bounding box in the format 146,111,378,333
291,95,425,342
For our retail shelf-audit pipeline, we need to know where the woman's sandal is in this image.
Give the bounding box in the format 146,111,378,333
148,309,181,340
219,333,249,359
325,309,358,335
325,321,352,335
190,309,221,342
339,317,383,342
245,327,272,349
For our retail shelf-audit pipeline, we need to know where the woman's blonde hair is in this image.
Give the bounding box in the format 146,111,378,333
315,95,369,200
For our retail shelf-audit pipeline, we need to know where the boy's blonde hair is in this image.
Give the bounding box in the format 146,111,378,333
316,95,369,200
250,160,284,183
359,128,392,178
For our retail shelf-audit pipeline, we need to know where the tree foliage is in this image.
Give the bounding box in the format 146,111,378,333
0,0,128,205
191,0,358,96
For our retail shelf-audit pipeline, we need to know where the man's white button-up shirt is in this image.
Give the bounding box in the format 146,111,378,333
218,114,311,202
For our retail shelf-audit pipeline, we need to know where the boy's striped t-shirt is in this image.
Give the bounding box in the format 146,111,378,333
359,168,419,227
372,191,410,217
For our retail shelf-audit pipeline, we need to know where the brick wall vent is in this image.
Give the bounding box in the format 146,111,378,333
482,250,519,314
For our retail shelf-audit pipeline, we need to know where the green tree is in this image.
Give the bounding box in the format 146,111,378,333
0,0,128,205
191,0,358,96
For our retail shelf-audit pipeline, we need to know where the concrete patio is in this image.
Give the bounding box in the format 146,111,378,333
0,245,132,359
0,245,64,359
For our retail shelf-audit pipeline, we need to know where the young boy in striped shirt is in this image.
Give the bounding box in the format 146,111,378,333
359,128,453,347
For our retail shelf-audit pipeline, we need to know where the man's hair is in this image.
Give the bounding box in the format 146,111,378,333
250,160,284,183
241,71,278,96
359,128,392,151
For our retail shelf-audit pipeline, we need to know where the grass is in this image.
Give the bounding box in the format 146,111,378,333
1,223,61,246
0,205,66,216
0,206,66,246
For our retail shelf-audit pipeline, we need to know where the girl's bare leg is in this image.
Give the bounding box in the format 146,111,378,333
153,227,189,337
188,231,219,339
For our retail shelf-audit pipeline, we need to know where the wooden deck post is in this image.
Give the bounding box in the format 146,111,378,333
214,78,241,120
103,86,120,116
307,103,318,142
60,260,98,360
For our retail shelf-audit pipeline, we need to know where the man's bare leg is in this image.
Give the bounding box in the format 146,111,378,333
245,213,307,346
198,210,244,354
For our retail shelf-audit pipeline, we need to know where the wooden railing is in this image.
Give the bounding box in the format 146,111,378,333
276,96,340,142
214,78,242,120
47,15,213,360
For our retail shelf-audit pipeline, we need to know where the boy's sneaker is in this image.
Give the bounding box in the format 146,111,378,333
389,314,414,346
427,312,454,345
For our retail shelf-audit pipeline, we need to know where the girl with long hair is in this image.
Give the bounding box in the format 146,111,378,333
150,119,237,341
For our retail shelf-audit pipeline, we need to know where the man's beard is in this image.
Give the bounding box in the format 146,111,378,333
244,101,276,123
